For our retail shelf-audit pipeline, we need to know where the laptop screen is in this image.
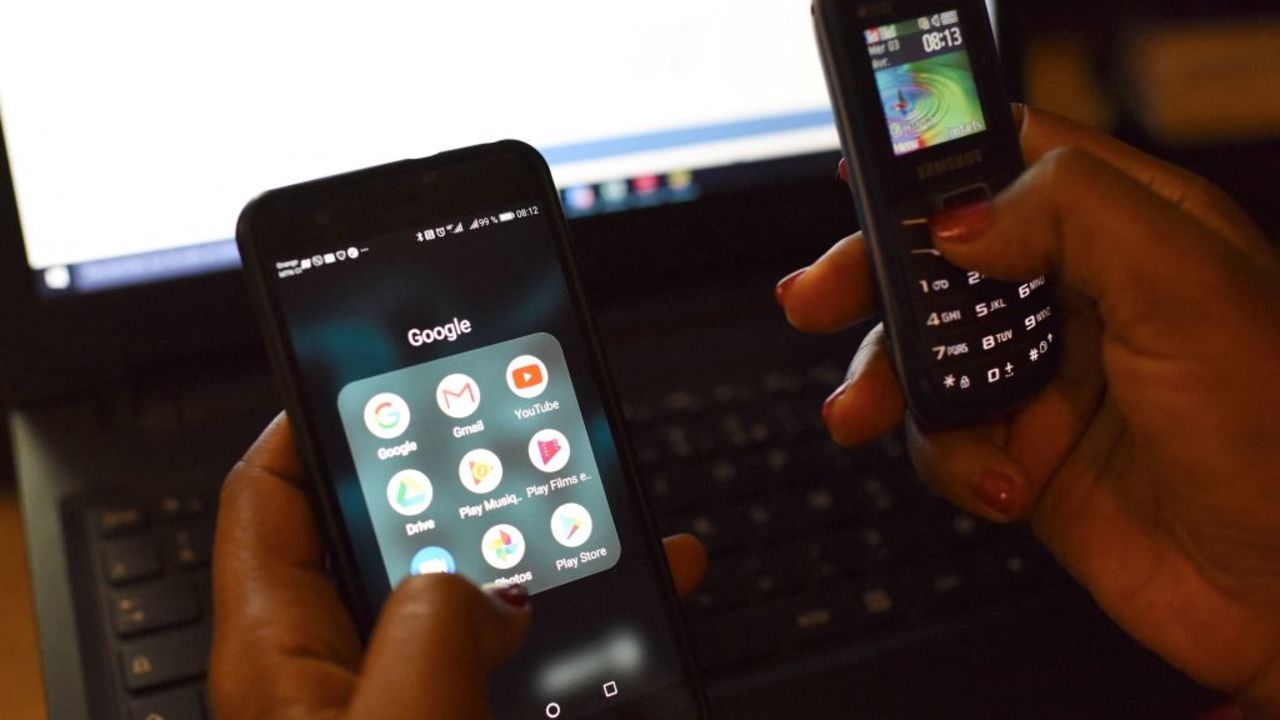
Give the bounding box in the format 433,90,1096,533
0,1,993,297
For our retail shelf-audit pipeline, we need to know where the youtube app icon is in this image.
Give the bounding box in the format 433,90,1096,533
506,354,548,399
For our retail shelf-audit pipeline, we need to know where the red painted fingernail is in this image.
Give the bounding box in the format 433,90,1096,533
929,201,991,244
837,158,850,184
493,584,529,609
821,381,850,427
971,470,1024,519
775,268,806,306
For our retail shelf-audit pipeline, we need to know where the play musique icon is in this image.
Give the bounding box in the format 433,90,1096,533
386,469,433,516
550,502,593,548
528,429,570,473
481,523,526,570
506,354,548,399
436,373,480,419
458,448,503,494
363,392,410,439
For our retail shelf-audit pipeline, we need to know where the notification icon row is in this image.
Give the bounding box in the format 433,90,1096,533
363,354,549,439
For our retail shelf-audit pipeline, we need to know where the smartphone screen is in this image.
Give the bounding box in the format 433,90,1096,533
241,145,701,719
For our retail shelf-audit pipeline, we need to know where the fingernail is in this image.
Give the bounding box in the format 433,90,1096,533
821,381,850,427
492,584,529,609
837,158,850,184
971,469,1024,519
929,201,991,244
775,268,806,306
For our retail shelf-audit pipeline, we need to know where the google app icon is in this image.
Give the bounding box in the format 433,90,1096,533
363,392,410,439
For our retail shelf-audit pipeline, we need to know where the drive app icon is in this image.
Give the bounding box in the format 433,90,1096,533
528,428,570,473
506,354,548,399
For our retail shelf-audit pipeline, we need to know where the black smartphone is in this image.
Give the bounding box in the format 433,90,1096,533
236,141,705,720
813,0,1059,428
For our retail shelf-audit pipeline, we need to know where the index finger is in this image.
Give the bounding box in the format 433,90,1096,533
1014,104,1268,254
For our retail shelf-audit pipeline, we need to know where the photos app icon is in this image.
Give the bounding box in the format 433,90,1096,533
363,392,410,439
481,523,526,570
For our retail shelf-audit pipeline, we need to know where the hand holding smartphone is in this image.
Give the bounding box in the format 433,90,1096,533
814,0,1059,428
236,142,703,720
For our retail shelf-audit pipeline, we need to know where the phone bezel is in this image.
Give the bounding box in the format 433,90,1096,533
235,140,706,718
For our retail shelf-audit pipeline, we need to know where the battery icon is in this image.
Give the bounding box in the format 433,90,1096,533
498,211,516,223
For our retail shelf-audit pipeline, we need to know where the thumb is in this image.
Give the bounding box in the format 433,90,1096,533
345,574,531,720
927,146,1248,349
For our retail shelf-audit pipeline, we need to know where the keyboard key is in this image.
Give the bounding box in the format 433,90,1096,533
103,536,161,585
111,582,200,636
156,495,210,521
169,523,214,568
95,507,146,537
784,588,864,648
120,626,211,691
129,687,205,720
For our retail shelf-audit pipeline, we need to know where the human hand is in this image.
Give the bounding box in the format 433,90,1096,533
777,105,1280,715
210,414,708,720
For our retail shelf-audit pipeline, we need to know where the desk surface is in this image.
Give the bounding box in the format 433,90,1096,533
0,486,48,720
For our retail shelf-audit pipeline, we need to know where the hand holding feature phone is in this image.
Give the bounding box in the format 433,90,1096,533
236,142,704,719
814,0,1060,428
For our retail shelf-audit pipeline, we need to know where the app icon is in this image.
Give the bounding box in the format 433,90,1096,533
528,429,571,473
550,502,593,548
481,523,526,570
506,354,549,399
436,373,480,419
363,392,410,439
410,546,456,576
386,469,433,516
458,448,504,494
565,185,597,212
600,179,629,204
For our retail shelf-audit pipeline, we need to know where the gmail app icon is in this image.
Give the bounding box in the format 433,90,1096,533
435,373,481,419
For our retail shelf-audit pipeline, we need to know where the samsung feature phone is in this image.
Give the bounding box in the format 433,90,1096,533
236,141,704,720
814,0,1059,427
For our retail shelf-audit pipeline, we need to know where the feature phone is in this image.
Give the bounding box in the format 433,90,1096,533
813,0,1059,428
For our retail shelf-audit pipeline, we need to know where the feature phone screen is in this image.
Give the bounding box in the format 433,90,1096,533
864,9,987,156
265,202,689,718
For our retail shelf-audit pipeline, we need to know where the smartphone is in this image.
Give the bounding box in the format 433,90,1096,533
813,0,1059,428
236,141,705,720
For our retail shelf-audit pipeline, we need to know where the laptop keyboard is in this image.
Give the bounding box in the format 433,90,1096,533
73,496,215,719
63,359,1060,719
622,361,1060,680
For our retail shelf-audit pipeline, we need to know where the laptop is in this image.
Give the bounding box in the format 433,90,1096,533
0,2,1217,718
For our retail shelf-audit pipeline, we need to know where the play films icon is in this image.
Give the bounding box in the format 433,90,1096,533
482,523,526,570
363,392,410,439
386,469,433,516
507,354,548,398
459,448,503,494
528,429,570,473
